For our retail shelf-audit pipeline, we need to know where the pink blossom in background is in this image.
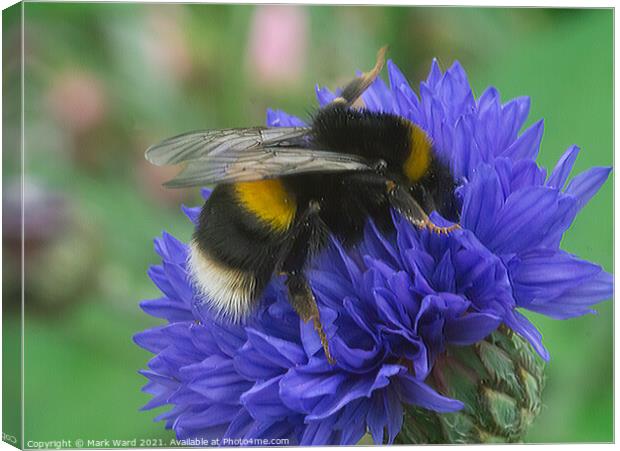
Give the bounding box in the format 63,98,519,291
144,7,193,82
246,5,309,87
47,71,107,134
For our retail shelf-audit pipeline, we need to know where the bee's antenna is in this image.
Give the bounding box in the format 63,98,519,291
330,45,390,108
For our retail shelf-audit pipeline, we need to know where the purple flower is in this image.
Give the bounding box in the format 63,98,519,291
136,59,612,445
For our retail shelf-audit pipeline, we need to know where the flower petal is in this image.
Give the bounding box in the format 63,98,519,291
565,166,611,210
306,365,404,420
242,377,292,420
315,84,337,107
445,312,502,345
527,270,613,319
188,360,253,404
266,108,307,127
546,145,580,190
246,328,306,368
504,310,549,361
181,205,201,224
486,186,561,254
510,249,602,306
396,374,464,412
502,119,544,161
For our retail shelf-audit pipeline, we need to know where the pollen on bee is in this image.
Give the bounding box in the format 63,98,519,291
403,123,432,182
234,179,297,231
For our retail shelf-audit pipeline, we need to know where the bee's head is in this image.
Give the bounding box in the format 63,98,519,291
407,158,461,223
393,120,460,222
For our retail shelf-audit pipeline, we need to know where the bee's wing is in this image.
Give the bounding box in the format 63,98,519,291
162,147,374,188
145,127,311,166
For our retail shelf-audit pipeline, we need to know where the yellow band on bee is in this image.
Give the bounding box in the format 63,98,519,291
234,179,297,231
403,123,432,182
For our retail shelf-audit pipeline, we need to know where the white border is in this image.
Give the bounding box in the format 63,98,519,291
0,2,615,451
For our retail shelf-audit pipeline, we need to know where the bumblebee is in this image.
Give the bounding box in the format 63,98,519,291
146,47,459,363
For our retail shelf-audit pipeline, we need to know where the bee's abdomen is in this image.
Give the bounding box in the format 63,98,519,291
233,179,297,232
188,241,259,322
189,183,293,321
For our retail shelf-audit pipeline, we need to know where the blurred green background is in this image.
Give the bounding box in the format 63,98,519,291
2,4,612,445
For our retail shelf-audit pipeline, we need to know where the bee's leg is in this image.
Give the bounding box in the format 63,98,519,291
340,171,460,235
385,180,460,235
276,201,335,365
331,46,388,108
285,272,335,365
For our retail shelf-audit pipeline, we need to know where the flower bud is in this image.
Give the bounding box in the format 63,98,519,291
397,326,545,444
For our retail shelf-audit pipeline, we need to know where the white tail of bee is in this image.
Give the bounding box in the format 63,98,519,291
187,240,257,322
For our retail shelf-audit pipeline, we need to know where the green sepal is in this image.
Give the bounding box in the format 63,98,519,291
396,326,545,444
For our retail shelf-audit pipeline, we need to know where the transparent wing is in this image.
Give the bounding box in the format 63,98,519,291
145,126,311,166
163,147,374,188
